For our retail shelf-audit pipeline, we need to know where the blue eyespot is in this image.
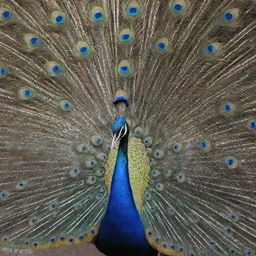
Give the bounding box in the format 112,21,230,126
120,66,129,74
50,237,56,243
249,121,256,130
33,242,39,248
128,7,138,16
30,37,39,47
79,235,84,241
179,247,185,252
24,90,33,97
205,44,215,54
48,201,59,211
68,237,74,243
229,213,238,222
209,241,216,246
245,249,253,256
224,12,234,22
60,100,73,111
157,42,167,51
91,7,106,23
227,159,234,165
79,47,89,55
0,68,7,76
1,191,9,199
16,180,27,190
52,65,62,74
122,34,131,42
199,141,208,149
55,15,65,24
172,143,182,152
225,227,232,233
31,218,37,223
2,10,12,20
224,104,232,112
170,244,177,250
162,243,168,248
176,172,185,183
60,236,66,241
228,249,237,255
69,168,80,177
225,156,238,169
94,12,103,21
173,4,183,14
63,103,71,109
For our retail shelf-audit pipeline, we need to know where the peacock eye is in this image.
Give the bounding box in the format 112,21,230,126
24,33,41,51
223,8,239,24
0,64,8,78
74,41,93,58
225,156,238,169
91,6,106,23
126,1,141,18
16,180,27,190
49,237,56,243
155,37,169,53
60,100,73,111
170,0,187,15
17,87,35,100
248,120,256,131
90,135,104,146
119,28,134,44
173,3,183,14
204,42,222,57
51,10,67,25
0,7,14,23
45,61,64,77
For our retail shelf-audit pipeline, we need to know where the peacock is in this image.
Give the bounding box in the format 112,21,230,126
0,0,256,256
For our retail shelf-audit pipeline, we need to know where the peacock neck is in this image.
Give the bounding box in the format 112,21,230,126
95,134,156,256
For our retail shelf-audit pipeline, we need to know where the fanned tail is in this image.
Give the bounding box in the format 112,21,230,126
0,0,256,255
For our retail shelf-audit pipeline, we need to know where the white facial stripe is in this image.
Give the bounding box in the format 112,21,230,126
110,125,126,150
110,133,117,150
124,124,127,136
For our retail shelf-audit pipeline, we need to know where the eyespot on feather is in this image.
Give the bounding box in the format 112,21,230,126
155,37,170,53
50,10,67,26
169,0,188,16
203,42,222,57
73,41,93,58
23,33,41,51
126,1,141,19
0,63,8,78
0,6,14,25
117,59,133,77
119,28,135,44
45,61,64,77
222,8,239,25
17,87,36,101
91,6,107,24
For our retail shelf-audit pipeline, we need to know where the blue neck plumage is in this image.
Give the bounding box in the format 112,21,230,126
95,131,156,256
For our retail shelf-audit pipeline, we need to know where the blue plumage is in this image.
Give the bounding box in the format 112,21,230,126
96,119,156,256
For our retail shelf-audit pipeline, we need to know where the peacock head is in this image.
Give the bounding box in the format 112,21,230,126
111,117,129,149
